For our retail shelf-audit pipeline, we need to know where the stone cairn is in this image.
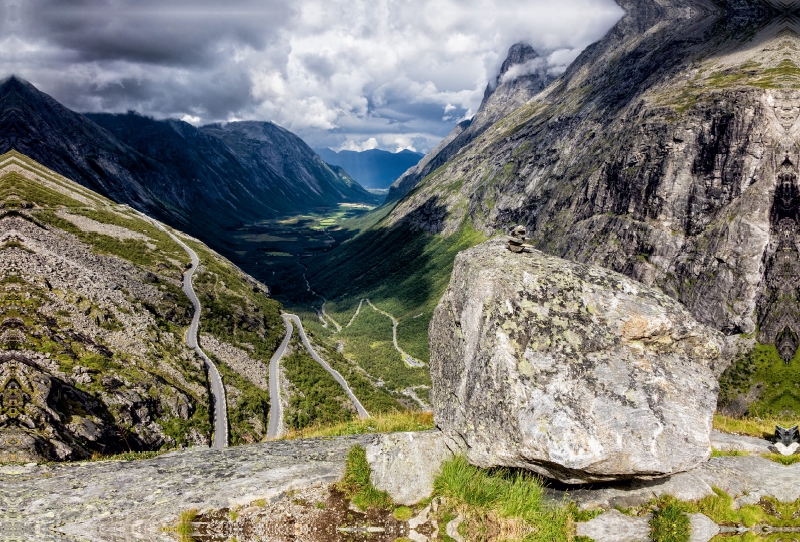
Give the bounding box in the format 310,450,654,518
507,225,534,253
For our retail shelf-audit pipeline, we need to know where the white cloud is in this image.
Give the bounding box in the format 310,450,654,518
3,0,624,153
181,114,201,124
339,137,380,152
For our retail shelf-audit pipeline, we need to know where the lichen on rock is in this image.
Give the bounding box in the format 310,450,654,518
430,239,726,484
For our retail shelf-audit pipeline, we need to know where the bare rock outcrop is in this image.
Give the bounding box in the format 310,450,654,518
430,239,725,484
365,431,456,505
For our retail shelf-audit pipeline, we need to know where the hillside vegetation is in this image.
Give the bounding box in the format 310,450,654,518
0,151,287,458
305,218,486,370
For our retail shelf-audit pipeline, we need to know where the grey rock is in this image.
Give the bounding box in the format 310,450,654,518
561,454,800,511
430,239,723,484
689,513,719,542
565,469,716,511
710,430,771,454
408,504,432,529
445,515,466,542
1,434,371,542
575,510,652,542
365,430,456,505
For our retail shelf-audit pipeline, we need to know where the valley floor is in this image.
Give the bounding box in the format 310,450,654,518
218,203,435,416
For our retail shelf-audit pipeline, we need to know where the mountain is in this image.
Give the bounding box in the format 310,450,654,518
314,148,424,189
387,42,557,201
308,0,800,410
0,151,403,462
0,151,286,461
0,77,379,244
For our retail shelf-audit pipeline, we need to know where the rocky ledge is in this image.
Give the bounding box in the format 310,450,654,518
1,435,371,542
1,428,797,542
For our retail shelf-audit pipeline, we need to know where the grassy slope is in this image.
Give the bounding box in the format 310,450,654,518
305,211,486,368
5,163,210,448
282,340,353,430
335,305,429,390
281,411,433,440
719,343,800,417
309,334,409,413
5,152,286,446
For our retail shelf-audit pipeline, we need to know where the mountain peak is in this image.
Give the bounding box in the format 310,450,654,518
499,43,539,78
0,75,51,100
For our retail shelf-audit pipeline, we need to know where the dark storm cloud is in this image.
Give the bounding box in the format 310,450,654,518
16,0,294,66
0,0,624,153
300,53,337,81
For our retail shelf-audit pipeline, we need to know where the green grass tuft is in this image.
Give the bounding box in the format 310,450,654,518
762,453,800,465
710,449,750,458
393,506,414,521
433,456,573,541
650,497,690,542
281,411,434,440
714,412,795,439
163,508,198,542
337,445,393,511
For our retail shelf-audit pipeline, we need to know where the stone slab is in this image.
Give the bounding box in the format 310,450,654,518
710,430,771,454
365,430,457,505
689,513,719,542
0,435,370,542
556,455,800,510
575,510,651,542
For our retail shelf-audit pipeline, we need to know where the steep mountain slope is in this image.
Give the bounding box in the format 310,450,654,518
202,122,375,201
87,114,380,216
0,77,378,242
387,42,558,201
0,151,289,461
314,148,424,189
309,0,800,394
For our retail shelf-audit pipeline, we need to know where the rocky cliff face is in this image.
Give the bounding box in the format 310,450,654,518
389,1,800,366
0,152,285,461
430,240,723,483
0,77,378,242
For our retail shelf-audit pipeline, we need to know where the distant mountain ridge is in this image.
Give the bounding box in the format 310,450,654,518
0,77,379,244
314,148,423,189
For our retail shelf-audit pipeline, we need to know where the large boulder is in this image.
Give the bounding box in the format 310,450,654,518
430,239,725,484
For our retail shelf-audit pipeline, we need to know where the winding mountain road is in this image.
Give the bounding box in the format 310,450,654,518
266,314,369,440
302,273,342,331
345,299,365,328
144,217,228,449
267,317,293,440
364,300,426,368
